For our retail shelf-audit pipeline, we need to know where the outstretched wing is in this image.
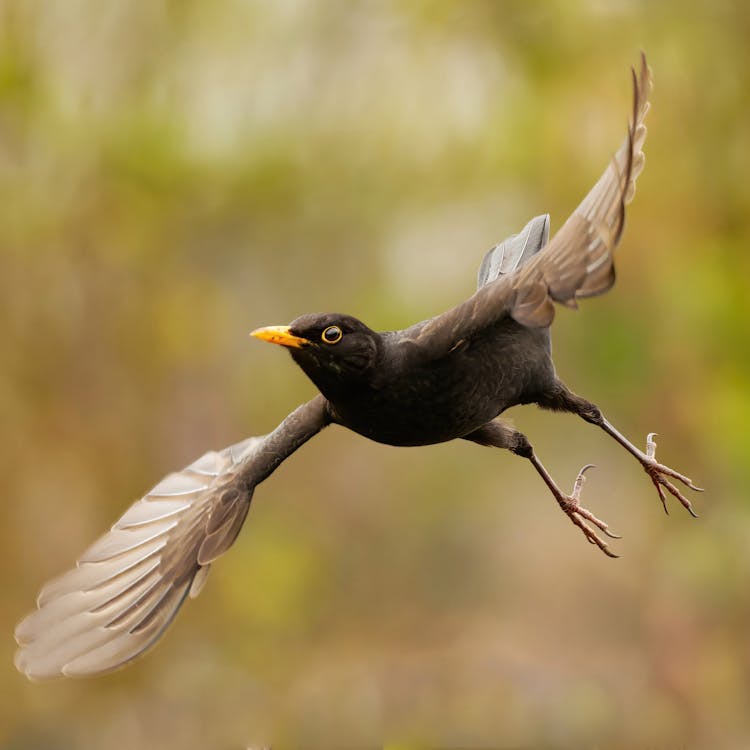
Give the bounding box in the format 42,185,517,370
407,54,652,353
15,395,330,680
476,214,550,290
507,52,651,326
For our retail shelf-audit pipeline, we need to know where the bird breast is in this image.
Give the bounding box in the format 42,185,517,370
329,325,555,447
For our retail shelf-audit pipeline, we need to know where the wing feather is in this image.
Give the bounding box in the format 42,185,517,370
15,396,329,680
476,214,550,289
510,53,652,325
407,54,652,353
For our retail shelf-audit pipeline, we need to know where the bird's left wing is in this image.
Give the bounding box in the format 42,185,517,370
406,54,651,355
505,52,651,327
15,395,330,680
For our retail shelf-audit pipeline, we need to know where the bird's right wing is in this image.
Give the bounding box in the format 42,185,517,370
15,394,330,680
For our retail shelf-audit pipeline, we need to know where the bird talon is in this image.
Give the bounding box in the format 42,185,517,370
652,476,669,515
572,463,596,499
571,513,616,556
558,468,619,557
641,432,701,515
643,447,701,517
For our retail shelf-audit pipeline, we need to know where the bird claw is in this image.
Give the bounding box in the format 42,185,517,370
572,463,596,499
559,464,621,558
642,434,702,518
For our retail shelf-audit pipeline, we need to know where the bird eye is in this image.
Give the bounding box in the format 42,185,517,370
321,325,343,344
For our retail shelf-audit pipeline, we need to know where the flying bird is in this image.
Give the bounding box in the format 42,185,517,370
15,54,701,680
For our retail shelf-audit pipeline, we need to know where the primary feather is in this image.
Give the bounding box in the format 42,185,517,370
14,438,259,679
411,52,652,352
508,52,652,326
15,397,329,679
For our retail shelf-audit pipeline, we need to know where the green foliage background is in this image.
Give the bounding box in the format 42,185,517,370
2,1,749,747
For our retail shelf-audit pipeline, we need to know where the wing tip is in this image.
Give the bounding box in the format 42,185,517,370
13,579,194,680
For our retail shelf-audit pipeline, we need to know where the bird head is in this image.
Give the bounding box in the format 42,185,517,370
251,313,382,397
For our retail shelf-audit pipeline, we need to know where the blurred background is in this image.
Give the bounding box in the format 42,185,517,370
2,0,749,747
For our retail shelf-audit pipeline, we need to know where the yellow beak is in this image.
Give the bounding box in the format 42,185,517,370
250,325,309,349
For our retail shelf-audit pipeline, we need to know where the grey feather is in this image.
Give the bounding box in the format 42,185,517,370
14,396,329,680
409,53,652,353
477,214,550,289
509,53,652,326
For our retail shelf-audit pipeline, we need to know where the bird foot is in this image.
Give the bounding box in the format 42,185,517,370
557,464,621,558
642,433,702,517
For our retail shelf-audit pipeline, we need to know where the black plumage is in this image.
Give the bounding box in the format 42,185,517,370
15,54,700,680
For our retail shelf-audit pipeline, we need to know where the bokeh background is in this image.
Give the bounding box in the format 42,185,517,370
2,1,749,747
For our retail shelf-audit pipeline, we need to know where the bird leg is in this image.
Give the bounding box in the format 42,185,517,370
594,420,701,517
528,456,620,557
542,385,702,517
465,422,620,557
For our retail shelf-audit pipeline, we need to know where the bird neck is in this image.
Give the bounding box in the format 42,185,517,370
291,336,385,400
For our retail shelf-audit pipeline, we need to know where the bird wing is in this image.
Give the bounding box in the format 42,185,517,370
15,395,330,680
506,52,651,327
407,54,652,354
476,213,550,290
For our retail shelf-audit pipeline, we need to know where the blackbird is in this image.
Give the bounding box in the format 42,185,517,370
15,54,701,680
